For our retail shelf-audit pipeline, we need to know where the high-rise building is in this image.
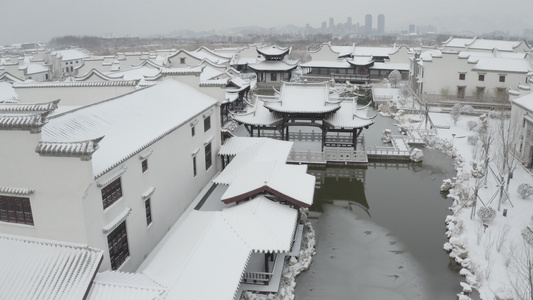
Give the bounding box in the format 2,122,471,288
409,24,416,34
377,14,385,34
347,17,352,31
329,17,334,29
365,14,372,34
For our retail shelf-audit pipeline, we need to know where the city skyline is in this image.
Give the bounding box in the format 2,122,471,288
0,0,530,45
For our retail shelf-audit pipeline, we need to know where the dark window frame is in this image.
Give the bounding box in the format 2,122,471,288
193,155,197,177
101,178,123,209
107,221,129,270
459,73,465,80
180,57,186,64
141,159,148,173
205,142,212,170
204,116,211,132
0,195,34,225
499,75,506,82
191,125,195,137
478,74,485,81
145,198,152,226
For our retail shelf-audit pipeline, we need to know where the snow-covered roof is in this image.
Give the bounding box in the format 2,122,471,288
420,49,442,61
55,49,90,61
0,72,24,83
41,79,217,178
160,66,204,76
221,161,315,207
222,196,298,253
87,271,165,300
257,45,290,56
512,91,533,111
263,82,341,114
473,57,532,73
191,46,231,64
142,210,250,300
247,60,297,71
219,137,267,156
212,138,293,185
0,99,58,113
231,98,283,126
348,56,374,66
105,66,161,81
352,46,394,57
442,37,475,48
468,39,525,52
300,60,352,68
325,100,375,129
22,63,48,75
0,233,103,300
370,62,409,71
329,45,354,57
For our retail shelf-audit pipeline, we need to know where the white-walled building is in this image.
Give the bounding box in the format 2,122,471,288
411,38,533,105
510,89,533,169
0,78,221,271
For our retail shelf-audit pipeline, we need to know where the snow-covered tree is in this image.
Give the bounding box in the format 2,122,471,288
388,70,402,88
461,105,475,114
467,120,478,131
450,103,463,125
518,183,533,200
477,206,496,223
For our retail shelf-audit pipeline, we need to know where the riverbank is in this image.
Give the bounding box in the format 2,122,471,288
424,112,533,299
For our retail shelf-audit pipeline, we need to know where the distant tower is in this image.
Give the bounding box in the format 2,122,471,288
347,17,352,31
409,24,416,34
329,17,334,29
365,14,372,34
377,14,385,34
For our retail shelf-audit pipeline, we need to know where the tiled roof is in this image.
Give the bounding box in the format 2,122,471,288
247,60,297,71
221,161,315,207
0,233,103,300
0,112,48,132
231,98,283,126
13,80,139,88
218,137,267,156
0,99,59,113
41,79,217,178
325,100,376,129
0,186,34,196
35,137,103,159
88,271,165,300
263,82,341,114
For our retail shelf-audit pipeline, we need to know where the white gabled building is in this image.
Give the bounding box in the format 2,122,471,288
510,89,533,169
412,38,533,105
0,78,221,272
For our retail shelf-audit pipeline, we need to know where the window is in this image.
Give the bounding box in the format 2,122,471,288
205,142,212,170
271,72,277,81
457,86,465,99
107,221,129,270
191,126,195,137
499,75,506,82
141,159,148,173
101,178,123,209
145,198,152,226
476,87,485,99
459,73,465,80
204,116,211,132
0,195,34,225
478,74,485,81
193,156,197,177
180,57,186,64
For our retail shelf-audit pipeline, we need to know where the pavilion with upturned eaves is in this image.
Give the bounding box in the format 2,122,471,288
247,46,298,89
231,81,375,151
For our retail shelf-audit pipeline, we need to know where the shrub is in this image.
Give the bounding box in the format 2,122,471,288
517,183,533,199
467,120,478,131
477,206,496,223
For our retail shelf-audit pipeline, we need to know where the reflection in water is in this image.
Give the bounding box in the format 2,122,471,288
297,150,463,299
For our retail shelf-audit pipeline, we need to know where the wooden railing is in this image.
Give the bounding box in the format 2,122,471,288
242,271,272,285
366,146,411,156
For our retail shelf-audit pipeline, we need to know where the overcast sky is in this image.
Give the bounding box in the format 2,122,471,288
0,0,529,45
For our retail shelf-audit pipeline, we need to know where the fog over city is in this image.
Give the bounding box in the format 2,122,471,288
0,0,530,45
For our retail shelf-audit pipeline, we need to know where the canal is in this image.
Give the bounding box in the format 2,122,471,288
295,114,464,299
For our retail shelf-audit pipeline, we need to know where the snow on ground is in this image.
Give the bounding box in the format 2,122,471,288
295,204,428,300
424,112,533,299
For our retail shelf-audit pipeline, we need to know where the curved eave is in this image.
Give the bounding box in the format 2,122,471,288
264,104,341,114
222,186,311,208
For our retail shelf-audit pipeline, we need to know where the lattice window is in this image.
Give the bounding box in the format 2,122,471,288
0,196,33,225
107,221,129,270
101,178,123,209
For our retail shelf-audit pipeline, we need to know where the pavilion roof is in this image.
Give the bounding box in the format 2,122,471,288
256,45,291,57
262,82,341,114
231,98,283,126
247,60,297,71
325,100,376,129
